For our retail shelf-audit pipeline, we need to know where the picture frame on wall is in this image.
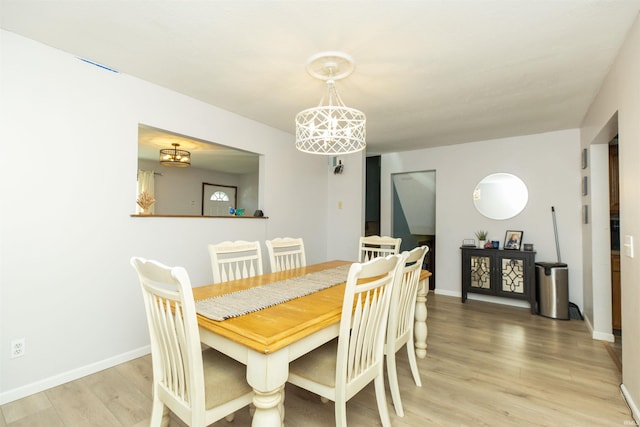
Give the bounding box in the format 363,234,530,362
504,230,523,250
582,148,588,169
582,176,588,196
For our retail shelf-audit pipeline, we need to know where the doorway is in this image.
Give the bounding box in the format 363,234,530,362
202,183,237,216
365,156,381,236
609,136,622,371
391,171,436,289
587,113,621,375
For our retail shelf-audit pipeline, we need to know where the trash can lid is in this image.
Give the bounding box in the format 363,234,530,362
536,262,568,275
536,262,568,268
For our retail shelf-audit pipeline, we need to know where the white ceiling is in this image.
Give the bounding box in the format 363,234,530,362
138,124,259,174
2,0,639,154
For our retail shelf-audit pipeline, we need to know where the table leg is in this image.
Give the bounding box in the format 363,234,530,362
414,276,428,359
252,390,282,426
247,350,288,427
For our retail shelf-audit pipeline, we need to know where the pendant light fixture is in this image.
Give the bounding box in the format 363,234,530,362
159,143,191,167
295,52,366,155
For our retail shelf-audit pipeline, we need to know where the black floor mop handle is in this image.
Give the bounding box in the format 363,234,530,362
552,206,562,263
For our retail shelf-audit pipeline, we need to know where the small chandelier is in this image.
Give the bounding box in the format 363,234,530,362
295,52,366,155
159,143,191,167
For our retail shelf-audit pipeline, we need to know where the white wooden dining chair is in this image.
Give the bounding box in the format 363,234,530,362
208,240,263,283
358,235,402,262
130,257,253,427
287,253,406,427
385,245,429,417
265,237,306,273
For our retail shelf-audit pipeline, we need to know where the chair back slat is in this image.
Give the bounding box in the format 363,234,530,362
265,237,306,273
151,294,188,401
209,240,263,283
358,235,402,262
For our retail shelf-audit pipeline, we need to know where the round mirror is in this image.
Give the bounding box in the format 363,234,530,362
473,173,528,220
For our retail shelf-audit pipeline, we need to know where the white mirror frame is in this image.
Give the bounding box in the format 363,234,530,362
473,173,528,220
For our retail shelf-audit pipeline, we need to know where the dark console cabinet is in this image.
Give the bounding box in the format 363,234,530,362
461,247,536,313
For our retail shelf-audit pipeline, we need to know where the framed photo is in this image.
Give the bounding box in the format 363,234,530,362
504,230,523,250
582,148,588,169
582,176,588,196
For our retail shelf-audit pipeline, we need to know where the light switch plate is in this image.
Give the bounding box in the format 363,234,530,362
623,235,634,258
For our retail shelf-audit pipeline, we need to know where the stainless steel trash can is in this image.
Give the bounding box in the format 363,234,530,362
535,262,569,320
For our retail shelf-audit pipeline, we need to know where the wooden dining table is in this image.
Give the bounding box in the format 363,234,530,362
192,260,431,427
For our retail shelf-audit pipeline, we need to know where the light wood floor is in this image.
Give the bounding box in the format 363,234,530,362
1,294,633,426
605,333,623,375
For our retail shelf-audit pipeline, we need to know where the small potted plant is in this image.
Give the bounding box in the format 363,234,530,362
475,230,488,248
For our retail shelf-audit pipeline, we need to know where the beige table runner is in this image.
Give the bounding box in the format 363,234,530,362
196,264,351,321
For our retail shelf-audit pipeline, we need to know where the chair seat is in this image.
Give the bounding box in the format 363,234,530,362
289,339,338,390
203,349,253,409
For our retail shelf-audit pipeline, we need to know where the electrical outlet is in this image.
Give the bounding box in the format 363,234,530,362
11,338,25,358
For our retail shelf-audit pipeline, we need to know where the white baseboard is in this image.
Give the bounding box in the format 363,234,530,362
583,312,615,342
433,289,458,298
621,384,640,425
583,312,594,334
466,293,531,309
0,346,150,405
592,330,615,342
433,289,532,309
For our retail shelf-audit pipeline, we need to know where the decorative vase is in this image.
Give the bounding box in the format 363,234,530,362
478,240,486,249
136,191,155,216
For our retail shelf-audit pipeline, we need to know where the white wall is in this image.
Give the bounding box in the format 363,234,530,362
0,30,362,403
380,130,583,310
588,144,614,340
238,171,259,214
326,153,366,262
579,14,640,422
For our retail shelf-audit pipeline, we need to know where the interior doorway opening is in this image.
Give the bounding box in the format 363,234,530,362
391,171,436,289
365,156,381,237
364,158,437,290
608,136,622,373
589,113,621,375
